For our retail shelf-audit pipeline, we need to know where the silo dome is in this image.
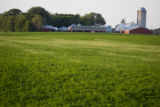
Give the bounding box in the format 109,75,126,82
137,7,147,28
138,7,146,12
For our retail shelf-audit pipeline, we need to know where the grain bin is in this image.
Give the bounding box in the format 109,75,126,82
137,7,147,28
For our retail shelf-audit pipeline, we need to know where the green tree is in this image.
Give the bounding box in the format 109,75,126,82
0,9,22,32
81,13,106,26
23,20,32,31
95,13,106,26
0,16,5,31
27,7,50,24
15,14,28,31
51,13,80,27
0,7,107,32
6,16,15,32
121,19,126,24
0,16,14,32
4,9,22,16
31,15,44,31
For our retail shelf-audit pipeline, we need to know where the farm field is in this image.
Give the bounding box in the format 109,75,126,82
0,32,160,106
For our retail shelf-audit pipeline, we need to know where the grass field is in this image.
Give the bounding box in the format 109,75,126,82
0,32,160,106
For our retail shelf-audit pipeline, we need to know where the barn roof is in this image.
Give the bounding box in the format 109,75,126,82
115,23,140,31
41,25,54,29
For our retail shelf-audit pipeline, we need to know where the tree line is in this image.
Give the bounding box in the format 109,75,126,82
0,7,106,32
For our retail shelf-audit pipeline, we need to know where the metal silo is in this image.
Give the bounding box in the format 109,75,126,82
137,7,147,28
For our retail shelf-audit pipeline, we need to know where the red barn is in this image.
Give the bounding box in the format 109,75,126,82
124,27,153,34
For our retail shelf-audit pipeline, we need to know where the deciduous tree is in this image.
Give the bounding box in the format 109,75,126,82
28,7,50,24
4,9,22,16
31,15,44,31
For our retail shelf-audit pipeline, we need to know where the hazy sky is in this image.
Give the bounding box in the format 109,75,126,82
0,0,159,29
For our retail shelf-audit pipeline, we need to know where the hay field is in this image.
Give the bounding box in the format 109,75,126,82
0,32,160,106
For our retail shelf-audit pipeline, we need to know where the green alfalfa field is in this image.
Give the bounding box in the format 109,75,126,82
0,32,160,106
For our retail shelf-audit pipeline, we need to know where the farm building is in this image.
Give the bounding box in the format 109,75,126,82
115,23,153,34
115,23,139,33
106,26,112,33
137,7,147,28
68,24,112,33
40,25,58,32
115,7,153,34
123,27,153,34
58,26,69,32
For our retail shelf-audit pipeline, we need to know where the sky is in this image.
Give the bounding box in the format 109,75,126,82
0,0,159,29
